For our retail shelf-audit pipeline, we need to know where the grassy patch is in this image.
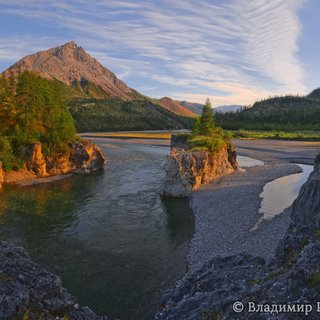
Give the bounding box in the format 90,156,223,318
231,130,320,141
187,135,226,153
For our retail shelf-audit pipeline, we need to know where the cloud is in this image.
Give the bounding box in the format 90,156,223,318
0,0,308,104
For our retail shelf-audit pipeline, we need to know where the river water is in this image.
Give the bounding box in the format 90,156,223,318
258,164,313,221
0,139,194,320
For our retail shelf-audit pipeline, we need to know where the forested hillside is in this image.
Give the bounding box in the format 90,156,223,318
69,98,194,132
216,94,320,131
0,71,77,169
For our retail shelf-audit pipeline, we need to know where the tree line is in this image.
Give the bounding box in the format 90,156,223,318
215,95,320,131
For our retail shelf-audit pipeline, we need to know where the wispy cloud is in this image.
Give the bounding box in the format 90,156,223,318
0,0,308,105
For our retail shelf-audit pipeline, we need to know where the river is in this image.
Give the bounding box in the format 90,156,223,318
0,139,194,320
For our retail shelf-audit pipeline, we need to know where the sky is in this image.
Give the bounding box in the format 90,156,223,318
0,0,320,107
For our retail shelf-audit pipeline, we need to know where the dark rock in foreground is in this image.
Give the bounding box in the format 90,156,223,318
0,241,107,320
156,158,320,319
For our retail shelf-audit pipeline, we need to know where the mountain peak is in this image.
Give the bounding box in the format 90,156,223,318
5,42,135,100
63,40,78,47
50,41,88,63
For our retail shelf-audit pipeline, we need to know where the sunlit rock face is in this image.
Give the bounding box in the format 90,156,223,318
162,134,239,197
6,41,134,100
0,161,4,188
22,139,106,177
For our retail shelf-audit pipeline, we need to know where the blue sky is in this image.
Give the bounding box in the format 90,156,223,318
0,0,319,106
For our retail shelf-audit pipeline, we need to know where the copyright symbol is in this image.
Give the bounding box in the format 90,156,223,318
233,301,244,313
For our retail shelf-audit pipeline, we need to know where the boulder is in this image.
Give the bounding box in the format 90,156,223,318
0,241,107,320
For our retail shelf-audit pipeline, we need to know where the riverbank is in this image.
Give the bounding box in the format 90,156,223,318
187,139,319,271
0,139,106,188
188,161,302,271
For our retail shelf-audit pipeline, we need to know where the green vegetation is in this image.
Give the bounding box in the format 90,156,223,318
216,94,320,131
231,130,320,141
179,99,233,153
68,98,194,132
0,71,77,170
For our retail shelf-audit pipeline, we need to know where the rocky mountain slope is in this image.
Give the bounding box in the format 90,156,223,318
6,41,135,100
158,97,197,118
3,42,195,129
156,157,320,319
179,101,204,115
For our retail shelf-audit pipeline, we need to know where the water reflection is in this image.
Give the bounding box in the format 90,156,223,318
0,141,194,320
253,164,313,229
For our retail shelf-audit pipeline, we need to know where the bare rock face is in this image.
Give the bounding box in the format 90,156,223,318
22,139,106,177
162,135,239,197
22,143,48,177
6,41,134,100
0,161,4,188
0,241,107,320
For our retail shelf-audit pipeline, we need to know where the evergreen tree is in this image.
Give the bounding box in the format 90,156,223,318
199,98,215,136
192,116,201,134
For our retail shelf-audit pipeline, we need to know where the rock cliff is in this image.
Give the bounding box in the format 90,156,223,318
22,140,106,177
0,161,4,188
156,157,320,319
0,139,106,187
0,241,107,320
162,135,239,197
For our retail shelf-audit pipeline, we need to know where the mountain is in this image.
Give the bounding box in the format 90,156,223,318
216,93,320,131
2,42,194,131
69,98,193,132
213,105,243,113
179,101,203,115
5,41,137,100
158,97,197,117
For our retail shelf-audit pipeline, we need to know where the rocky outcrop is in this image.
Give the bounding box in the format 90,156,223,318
156,157,320,319
0,241,107,320
162,135,239,197
21,139,106,177
0,161,4,189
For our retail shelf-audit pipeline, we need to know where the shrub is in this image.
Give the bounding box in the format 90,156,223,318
187,135,226,153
